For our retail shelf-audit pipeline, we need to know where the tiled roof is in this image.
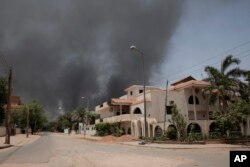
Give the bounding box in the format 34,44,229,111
169,80,210,90
124,85,162,91
171,76,196,86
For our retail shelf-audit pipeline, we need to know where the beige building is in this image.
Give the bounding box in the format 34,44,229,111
94,76,250,138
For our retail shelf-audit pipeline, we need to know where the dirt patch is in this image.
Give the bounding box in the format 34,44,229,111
99,135,135,143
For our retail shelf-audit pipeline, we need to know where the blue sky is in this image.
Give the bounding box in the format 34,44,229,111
150,0,250,86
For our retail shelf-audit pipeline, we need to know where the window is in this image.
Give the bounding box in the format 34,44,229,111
133,108,142,114
139,89,143,94
166,106,173,115
188,96,199,104
100,104,103,107
130,91,133,95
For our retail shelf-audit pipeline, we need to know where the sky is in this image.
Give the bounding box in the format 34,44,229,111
0,0,250,118
151,0,250,86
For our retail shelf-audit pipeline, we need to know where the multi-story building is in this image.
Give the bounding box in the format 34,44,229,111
94,76,249,138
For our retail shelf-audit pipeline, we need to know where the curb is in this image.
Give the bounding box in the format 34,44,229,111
0,144,12,149
118,142,250,150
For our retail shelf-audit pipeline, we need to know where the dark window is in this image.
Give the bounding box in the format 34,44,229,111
130,91,133,95
133,108,142,114
188,96,199,104
100,104,103,107
166,106,173,115
116,112,120,115
139,89,143,94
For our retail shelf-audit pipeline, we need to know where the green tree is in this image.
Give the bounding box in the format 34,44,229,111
26,101,47,134
0,77,7,125
56,111,75,133
204,55,248,110
88,112,100,125
214,100,250,137
169,105,187,141
75,106,86,125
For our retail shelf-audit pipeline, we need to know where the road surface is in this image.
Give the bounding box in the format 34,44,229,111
0,133,244,167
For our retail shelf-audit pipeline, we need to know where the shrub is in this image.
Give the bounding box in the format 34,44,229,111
95,122,121,136
166,127,177,140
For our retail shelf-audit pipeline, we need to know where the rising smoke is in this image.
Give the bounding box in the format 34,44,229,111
0,0,184,118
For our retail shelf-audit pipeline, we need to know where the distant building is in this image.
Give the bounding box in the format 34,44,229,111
10,96,22,109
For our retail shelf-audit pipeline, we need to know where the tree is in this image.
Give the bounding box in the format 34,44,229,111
0,77,7,125
25,100,47,134
75,106,86,125
56,111,75,133
204,55,250,138
204,55,249,110
88,112,100,125
213,100,250,137
169,105,187,141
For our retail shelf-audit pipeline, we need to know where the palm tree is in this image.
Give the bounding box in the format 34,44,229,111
204,55,248,111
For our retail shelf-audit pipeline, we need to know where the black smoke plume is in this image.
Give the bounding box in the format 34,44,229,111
0,0,184,118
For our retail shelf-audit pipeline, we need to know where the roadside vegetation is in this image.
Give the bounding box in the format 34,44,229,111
12,100,48,134
48,106,100,133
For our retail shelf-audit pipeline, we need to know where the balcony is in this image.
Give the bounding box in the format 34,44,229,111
96,114,143,123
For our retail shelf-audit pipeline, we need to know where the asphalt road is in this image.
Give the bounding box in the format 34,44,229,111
0,133,243,167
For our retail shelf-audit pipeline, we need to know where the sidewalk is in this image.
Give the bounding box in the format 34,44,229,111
119,141,250,149
0,134,40,149
55,133,250,149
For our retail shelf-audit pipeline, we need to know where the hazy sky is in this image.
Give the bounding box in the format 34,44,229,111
0,0,249,118
151,0,250,86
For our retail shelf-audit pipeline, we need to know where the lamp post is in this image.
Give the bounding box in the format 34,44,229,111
130,45,148,139
81,96,89,137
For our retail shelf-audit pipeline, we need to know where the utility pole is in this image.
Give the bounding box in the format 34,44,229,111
26,104,29,138
5,67,12,144
163,80,168,135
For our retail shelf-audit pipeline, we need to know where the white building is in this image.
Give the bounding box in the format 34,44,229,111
94,76,250,138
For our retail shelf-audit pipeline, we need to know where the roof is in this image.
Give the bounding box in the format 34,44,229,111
10,96,21,105
125,85,162,91
169,80,210,90
171,76,196,86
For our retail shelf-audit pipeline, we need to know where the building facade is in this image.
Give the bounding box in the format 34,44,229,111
94,76,250,138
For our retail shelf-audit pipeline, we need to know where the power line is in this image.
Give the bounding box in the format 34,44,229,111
149,46,250,86
152,52,250,86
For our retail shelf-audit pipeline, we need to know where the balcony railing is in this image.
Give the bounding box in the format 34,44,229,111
96,114,143,123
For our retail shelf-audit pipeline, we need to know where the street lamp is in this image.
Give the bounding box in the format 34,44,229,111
81,96,89,137
130,45,148,139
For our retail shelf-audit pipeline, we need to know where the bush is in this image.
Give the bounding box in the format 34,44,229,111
95,122,121,136
166,127,177,140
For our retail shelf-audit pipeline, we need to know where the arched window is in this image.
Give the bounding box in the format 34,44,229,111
188,96,199,104
154,126,163,137
133,108,142,114
187,123,201,134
